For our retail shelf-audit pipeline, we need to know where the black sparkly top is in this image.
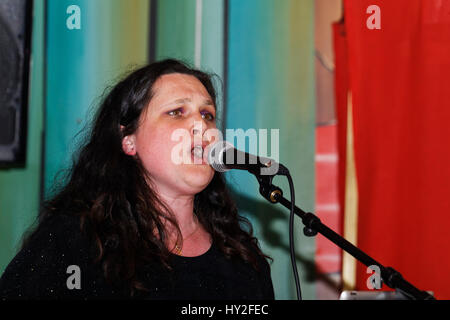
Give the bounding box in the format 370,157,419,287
0,214,274,300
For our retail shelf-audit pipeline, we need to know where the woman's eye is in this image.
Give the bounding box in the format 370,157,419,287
168,109,183,117
201,112,215,121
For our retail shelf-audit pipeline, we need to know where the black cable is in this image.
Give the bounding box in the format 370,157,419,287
286,173,302,300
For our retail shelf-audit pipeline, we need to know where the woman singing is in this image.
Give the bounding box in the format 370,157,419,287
0,59,274,299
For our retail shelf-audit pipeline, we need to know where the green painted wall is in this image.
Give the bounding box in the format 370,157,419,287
0,0,45,274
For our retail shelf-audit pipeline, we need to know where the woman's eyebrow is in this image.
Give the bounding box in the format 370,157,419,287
202,98,214,106
163,98,214,107
167,98,190,106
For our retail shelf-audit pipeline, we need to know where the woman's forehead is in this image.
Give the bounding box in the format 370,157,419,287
153,74,211,98
150,73,214,108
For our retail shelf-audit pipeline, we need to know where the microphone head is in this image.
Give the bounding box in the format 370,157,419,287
207,141,234,172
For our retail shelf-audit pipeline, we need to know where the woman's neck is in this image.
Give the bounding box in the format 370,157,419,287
157,191,198,236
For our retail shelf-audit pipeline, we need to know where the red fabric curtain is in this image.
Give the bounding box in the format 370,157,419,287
336,0,450,299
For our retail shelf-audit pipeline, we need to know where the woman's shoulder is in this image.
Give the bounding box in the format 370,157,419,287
242,240,275,299
241,238,272,267
213,237,273,279
210,239,274,299
0,213,94,299
26,213,91,254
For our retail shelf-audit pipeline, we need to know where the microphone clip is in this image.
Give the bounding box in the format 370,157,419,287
255,173,283,204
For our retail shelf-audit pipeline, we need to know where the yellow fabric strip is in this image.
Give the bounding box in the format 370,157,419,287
342,91,359,290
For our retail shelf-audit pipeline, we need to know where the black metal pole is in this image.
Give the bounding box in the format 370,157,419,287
258,177,435,300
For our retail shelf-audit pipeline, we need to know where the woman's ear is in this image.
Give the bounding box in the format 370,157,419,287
122,134,137,156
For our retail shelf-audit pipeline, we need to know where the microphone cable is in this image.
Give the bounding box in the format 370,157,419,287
286,172,302,300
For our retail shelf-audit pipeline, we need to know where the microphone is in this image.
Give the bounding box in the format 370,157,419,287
207,141,288,176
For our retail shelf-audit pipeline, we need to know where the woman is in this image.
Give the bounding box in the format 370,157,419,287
0,59,274,299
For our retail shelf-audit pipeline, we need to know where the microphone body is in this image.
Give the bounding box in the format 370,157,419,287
207,141,288,176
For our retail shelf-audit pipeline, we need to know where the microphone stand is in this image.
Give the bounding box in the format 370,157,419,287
253,172,435,300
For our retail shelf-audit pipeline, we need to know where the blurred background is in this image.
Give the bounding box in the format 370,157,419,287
1,0,449,300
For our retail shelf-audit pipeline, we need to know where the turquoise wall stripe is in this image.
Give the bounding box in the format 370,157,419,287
0,0,45,273
200,0,225,130
155,0,196,63
44,0,149,196
226,0,316,299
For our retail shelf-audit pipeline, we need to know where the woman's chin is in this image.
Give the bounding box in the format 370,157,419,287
182,165,215,191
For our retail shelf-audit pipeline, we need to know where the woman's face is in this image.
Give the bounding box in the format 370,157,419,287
123,73,217,198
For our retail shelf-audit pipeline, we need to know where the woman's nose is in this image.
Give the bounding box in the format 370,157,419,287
190,115,208,137
191,121,205,138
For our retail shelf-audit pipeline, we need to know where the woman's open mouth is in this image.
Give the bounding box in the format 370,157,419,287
192,145,204,160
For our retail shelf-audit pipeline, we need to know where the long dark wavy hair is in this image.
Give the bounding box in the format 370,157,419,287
31,59,269,296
